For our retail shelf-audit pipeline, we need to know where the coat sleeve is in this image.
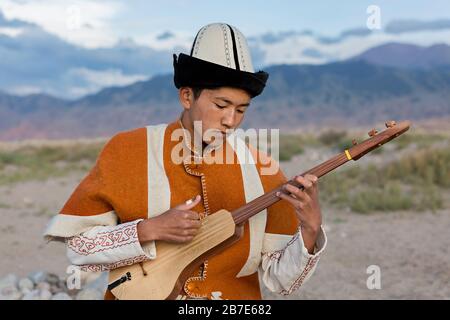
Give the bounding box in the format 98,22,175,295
249,144,328,295
66,219,156,272
260,226,327,295
43,129,157,269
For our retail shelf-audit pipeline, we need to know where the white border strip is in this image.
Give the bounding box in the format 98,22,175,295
228,134,267,277
146,124,171,218
43,211,118,241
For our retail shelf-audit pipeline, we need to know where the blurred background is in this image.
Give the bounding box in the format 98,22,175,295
0,0,449,300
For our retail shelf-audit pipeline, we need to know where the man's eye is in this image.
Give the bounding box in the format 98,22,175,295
215,104,226,109
237,109,245,114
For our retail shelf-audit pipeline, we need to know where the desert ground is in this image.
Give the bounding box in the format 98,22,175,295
0,125,449,299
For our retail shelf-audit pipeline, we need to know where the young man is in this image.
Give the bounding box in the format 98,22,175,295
44,23,327,300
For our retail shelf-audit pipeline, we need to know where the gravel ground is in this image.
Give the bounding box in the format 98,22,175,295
0,159,449,299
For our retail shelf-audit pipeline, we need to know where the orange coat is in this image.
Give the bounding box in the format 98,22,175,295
52,121,299,299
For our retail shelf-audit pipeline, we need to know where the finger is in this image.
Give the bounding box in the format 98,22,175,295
183,211,201,221
294,175,313,189
184,219,202,229
181,228,200,236
276,191,301,207
167,228,198,239
169,235,195,243
283,184,308,201
280,187,311,210
176,195,202,210
304,174,318,185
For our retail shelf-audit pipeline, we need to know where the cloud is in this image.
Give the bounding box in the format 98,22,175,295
248,19,450,66
0,9,34,27
157,31,175,41
385,19,450,34
318,28,373,44
1,6,450,100
68,67,148,88
0,12,175,99
0,0,122,48
57,67,151,99
134,30,192,51
8,85,43,96
0,27,23,37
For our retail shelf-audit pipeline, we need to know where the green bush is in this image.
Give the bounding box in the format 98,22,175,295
349,183,413,213
0,142,104,185
318,130,347,146
393,133,447,150
319,146,449,213
278,135,305,161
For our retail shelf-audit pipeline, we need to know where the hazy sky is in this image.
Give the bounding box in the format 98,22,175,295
1,0,450,48
116,0,450,35
1,0,450,98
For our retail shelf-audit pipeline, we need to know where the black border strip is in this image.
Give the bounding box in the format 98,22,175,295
226,24,240,71
190,29,201,56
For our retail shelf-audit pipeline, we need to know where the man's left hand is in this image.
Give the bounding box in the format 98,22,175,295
276,174,322,234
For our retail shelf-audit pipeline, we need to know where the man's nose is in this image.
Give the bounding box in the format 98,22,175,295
221,109,236,129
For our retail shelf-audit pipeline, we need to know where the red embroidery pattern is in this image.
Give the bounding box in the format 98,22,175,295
67,222,139,256
279,255,320,296
262,232,300,262
78,255,148,272
262,228,322,295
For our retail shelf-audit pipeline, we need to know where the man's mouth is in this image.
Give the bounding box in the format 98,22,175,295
220,129,234,135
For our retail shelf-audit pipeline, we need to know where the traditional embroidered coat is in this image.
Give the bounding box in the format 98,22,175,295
44,121,327,299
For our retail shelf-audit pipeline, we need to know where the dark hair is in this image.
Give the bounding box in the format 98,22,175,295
191,87,206,100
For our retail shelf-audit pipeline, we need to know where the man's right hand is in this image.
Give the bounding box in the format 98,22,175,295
137,195,203,244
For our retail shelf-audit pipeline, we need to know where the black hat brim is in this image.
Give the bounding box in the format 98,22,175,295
173,53,269,98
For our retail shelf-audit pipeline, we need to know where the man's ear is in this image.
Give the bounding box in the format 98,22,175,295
179,87,194,110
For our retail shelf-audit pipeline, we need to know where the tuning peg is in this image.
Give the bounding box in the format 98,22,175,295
385,120,396,128
368,129,378,137
352,139,358,146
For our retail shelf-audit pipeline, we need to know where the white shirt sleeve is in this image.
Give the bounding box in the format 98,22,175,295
65,219,157,272
259,225,327,295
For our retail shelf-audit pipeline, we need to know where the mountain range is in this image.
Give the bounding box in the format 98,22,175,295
1,42,449,140
2,8,450,100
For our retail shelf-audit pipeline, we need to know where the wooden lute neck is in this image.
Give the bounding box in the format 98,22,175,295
231,119,411,225
231,152,348,224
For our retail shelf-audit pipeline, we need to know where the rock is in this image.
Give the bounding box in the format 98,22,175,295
0,285,22,300
40,289,53,300
0,274,21,300
46,273,60,286
52,292,72,300
28,271,48,285
76,288,103,300
50,285,63,294
21,288,31,295
18,278,34,291
36,282,51,292
22,289,41,300
0,273,19,288
58,279,67,289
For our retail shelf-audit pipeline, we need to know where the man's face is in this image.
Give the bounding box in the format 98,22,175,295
183,87,251,144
